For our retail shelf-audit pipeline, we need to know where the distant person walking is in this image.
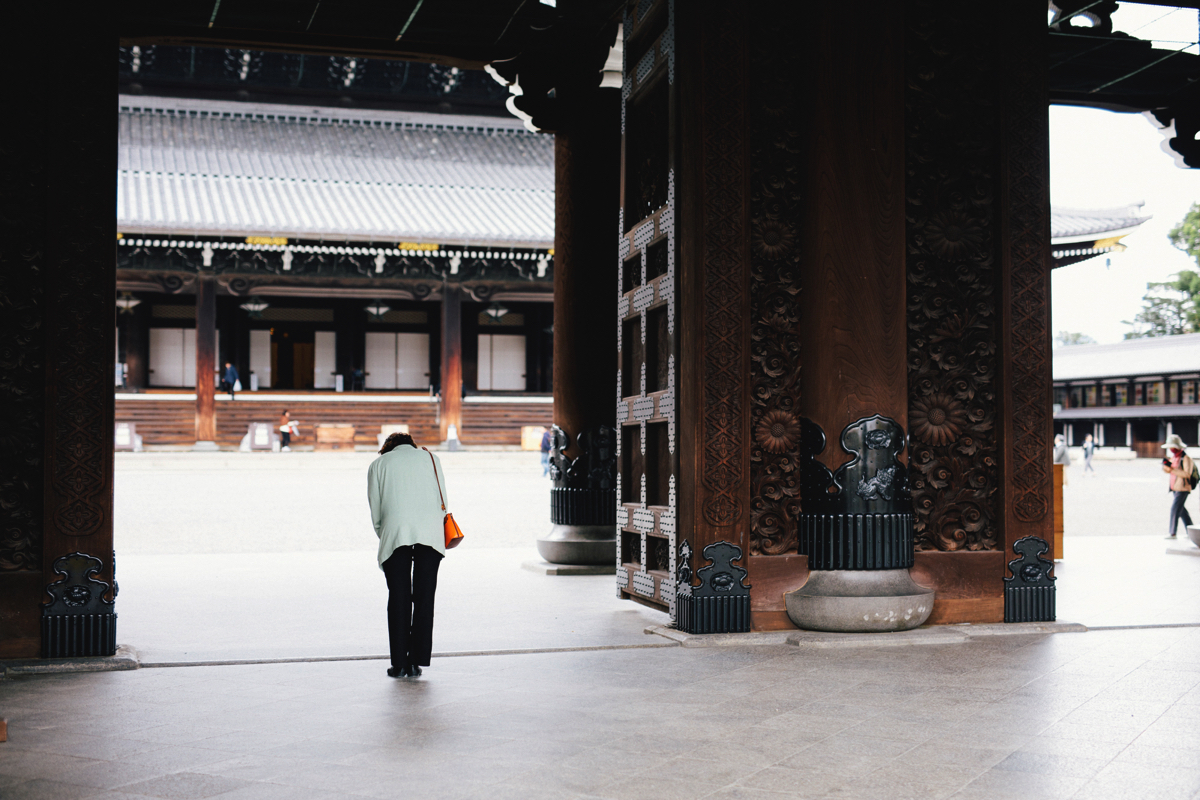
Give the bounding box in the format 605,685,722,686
1053,434,1071,485
278,409,294,452
368,432,449,679
540,425,552,477
1082,433,1096,475
222,361,239,400
1162,434,1195,540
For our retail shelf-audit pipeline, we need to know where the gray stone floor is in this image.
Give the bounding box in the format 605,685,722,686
3,627,1200,799
3,453,1200,798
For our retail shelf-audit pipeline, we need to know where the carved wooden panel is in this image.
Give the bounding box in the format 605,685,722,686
697,9,748,530
905,0,1001,552
616,0,679,616
1000,2,1053,538
0,121,46,572
747,11,804,555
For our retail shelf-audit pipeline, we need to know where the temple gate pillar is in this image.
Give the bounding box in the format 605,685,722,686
194,275,218,449
0,0,117,658
439,282,463,448
539,87,621,565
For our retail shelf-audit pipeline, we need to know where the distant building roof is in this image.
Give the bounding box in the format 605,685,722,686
1054,333,1200,382
116,95,554,247
1050,203,1150,244
1049,203,1151,268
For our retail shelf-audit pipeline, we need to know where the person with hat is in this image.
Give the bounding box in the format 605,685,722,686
1161,433,1195,539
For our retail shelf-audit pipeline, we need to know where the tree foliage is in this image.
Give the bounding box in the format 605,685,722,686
1055,331,1097,347
1124,205,1200,339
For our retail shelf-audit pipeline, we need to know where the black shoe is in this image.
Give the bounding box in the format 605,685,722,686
387,665,410,678
407,664,422,678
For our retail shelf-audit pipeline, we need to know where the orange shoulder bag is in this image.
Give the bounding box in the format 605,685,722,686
424,448,463,549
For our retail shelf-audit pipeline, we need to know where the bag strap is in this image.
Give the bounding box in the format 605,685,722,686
422,447,446,511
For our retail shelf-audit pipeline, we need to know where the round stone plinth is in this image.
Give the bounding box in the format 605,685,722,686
1187,526,1200,549
785,569,935,633
536,524,616,566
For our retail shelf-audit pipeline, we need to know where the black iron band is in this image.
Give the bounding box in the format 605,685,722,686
550,487,617,526
797,512,915,570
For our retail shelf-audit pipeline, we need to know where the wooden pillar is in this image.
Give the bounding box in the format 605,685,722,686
0,0,116,657
997,0,1054,560
552,92,620,457
124,300,150,390
676,1,752,562
797,3,907,454
194,276,217,446
539,87,620,565
439,283,463,444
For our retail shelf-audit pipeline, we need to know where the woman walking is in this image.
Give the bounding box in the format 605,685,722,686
1162,434,1194,540
368,432,449,678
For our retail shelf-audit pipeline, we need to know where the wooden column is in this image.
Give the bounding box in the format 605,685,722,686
439,283,463,443
998,0,1054,559
552,92,620,453
797,3,907,449
0,0,116,657
194,276,217,445
676,2,752,561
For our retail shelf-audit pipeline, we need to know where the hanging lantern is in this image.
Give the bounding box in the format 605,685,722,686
239,296,269,318
115,292,142,314
365,300,391,320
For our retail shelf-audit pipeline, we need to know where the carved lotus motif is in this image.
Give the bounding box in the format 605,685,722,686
924,211,984,259
755,410,801,454
910,393,970,446
752,220,795,260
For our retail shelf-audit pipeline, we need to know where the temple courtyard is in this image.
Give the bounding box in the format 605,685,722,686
2,452,1199,799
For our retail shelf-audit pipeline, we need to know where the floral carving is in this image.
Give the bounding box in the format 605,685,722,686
755,410,801,454
923,211,984,259
748,13,805,555
910,393,970,446
906,2,1000,552
752,220,796,260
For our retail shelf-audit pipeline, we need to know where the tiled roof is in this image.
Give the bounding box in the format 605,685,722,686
1054,333,1200,381
117,96,554,246
1050,203,1150,244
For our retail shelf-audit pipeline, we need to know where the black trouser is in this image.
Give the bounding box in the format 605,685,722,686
280,430,290,447
383,544,443,667
1169,490,1192,537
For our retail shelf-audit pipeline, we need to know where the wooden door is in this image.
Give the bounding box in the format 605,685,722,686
148,328,184,387
365,332,397,389
491,334,527,390
313,331,336,389
292,343,314,389
250,329,272,388
396,333,430,389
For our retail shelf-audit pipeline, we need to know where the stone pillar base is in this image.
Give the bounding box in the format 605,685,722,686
536,524,616,566
785,570,934,633
191,441,219,452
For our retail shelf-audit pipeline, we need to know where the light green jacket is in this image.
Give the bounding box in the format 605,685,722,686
368,445,448,567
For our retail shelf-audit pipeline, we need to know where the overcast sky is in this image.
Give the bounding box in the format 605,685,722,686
1049,4,1200,345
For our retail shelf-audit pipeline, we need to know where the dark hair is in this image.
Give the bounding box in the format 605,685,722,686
379,432,416,454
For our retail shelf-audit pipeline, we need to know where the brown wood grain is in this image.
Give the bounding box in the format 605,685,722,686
674,1,752,558
553,90,620,451
748,554,809,612
911,550,1005,624
798,4,907,459
194,276,217,442
439,285,462,441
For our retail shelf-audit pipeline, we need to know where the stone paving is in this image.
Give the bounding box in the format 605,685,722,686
2,452,1199,799
3,628,1200,799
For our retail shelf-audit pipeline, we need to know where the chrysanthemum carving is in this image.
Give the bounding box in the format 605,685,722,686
752,220,795,260
910,393,970,446
924,212,983,259
756,410,801,454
